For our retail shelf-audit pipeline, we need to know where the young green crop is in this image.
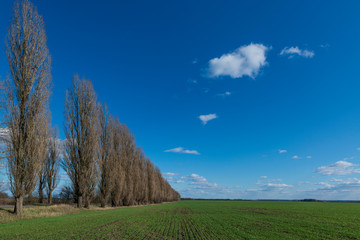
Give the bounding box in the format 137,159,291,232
0,200,360,239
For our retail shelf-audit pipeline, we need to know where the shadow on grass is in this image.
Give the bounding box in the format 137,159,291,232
0,207,14,214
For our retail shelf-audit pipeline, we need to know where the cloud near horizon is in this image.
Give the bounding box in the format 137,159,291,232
199,113,217,125
315,161,360,176
164,147,200,155
208,43,269,79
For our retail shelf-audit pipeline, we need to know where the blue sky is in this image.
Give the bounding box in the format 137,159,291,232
1,0,360,200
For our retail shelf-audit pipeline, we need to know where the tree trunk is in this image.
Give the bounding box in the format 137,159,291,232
38,189,44,204
48,190,53,204
14,196,24,216
77,195,83,209
100,197,106,208
27,191,33,204
84,195,90,209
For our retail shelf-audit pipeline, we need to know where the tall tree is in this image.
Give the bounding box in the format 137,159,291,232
4,0,51,215
110,119,125,207
45,128,60,204
120,124,136,206
98,104,115,207
37,121,49,203
63,76,99,209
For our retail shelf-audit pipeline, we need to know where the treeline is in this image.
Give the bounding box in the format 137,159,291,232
63,77,180,209
1,0,179,216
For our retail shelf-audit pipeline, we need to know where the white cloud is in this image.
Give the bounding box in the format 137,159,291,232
356,147,360,151
188,78,198,84
182,173,207,182
306,156,312,159
164,147,200,155
175,180,185,183
199,113,217,125
257,176,282,185
264,183,293,189
217,91,231,97
280,46,314,58
208,43,269,79
177,173,242,198
292,155,300,159
279,149,287,154
163,172,179,177
315,161,360,176
320,44,330,48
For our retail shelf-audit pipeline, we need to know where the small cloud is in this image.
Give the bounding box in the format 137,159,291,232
188,78,198,84
192,59,198,64
164,147,200,155
217,91,231,97
292,155,300,159
265,183,293,189
356,147,360,151
199,113,217,125
174,180,185,183
182,173,207,182
306,156,312,159
320,44,330,48
280,46,314,58
315,161,360,176
163,172,179,177
257,176,282,185
279,149,287,154
208,43,269,79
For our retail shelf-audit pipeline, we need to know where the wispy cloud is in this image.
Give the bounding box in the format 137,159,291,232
306,156,312,159
315,161,360,176
188,78,198,84
279,149,287,154
163,172,180,177
208,43,269,79
256,176,282,185
199,113,217,125
292,155,300,159
217,91,231,97
178,173,242,198
280,46,314,58
182,173,207,182
164,147,200,155
320,43,330,48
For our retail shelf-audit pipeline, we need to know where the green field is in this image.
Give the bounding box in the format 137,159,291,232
0,200,360,239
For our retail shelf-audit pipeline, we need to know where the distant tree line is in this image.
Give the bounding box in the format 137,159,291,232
0,0,180,216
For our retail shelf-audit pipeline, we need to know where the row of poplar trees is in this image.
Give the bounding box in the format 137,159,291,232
2,0,180,216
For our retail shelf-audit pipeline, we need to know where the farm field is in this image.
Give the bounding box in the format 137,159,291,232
0,200,359,239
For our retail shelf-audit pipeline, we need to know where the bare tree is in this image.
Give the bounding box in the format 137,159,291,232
4,0,51,215
37,121,50,203
98,104,115,207
45,128,60,204
120,124,136,206
63,76,99,209
110,119,125,207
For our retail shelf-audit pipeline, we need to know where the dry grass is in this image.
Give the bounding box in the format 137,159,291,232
0,202,170,224
0,204,81,224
